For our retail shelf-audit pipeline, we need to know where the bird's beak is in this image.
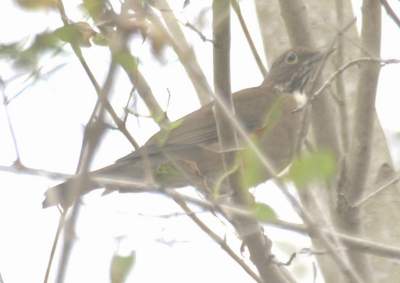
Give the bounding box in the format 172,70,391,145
311,47,335,64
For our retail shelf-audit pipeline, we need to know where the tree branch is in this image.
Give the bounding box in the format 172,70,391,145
152,0,212,105
56,1,140,150
230,0,267,77
173,196,262,283
379,0,400,29
339,0,382,281
212,2,291,282
278,0,341,157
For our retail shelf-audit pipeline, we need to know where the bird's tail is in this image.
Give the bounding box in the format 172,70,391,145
42,153,157,209
42,178,99,209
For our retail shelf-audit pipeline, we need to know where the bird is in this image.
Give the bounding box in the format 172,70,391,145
43,47,329,209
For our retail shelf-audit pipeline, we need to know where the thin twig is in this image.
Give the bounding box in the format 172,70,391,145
36,166,400,262
334,4,351,152
380,0,400,29
43,211,67,283
6,63,67,104
311,57,400,99
0,83,21,163
353,171,400,207
230,0,268,77
57,1,140,150
55,74,115,283
173,197,262,283
151,0,212,105
267,218,400,260
53,4,120,279
18,160,400,263
183,21,214,44
54,59,116,283
0,164,72,180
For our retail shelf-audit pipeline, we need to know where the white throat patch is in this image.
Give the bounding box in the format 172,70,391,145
293,91,308,108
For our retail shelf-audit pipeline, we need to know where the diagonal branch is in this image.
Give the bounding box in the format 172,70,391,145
312,57,400,98
0,83,22,163
56,1,140,150
379,0,400,29
54,58,117,283
173,196,262,283
230,0,268,77
152,0,212,105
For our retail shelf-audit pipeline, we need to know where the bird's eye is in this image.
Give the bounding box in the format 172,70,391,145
285,51,298,64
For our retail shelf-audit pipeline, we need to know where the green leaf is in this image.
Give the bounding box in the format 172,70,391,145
92,33,108,46
0,32,61,70
0,43,21,59
55,22,96,47
253,202,277,221
288,150,336,188
110,252,136,283
33,32,60,50
82,0,106,20
239,140,264,189
155,162,181,180
156,119,183,146
212,163,239,199
114,51,138,71
15,0,57,10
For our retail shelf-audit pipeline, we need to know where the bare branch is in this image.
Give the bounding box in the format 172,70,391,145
334,1,351,151
213,1,291,282
0,164,72,180
230,0,267,77
43,212,66,283
183,21,214,44
267,219,400,261
353,171,400,208
338,0,382,281
0,82,21,163
312,57,400,98
54,58,116,283
380,0,400,30
56,2,140,150
10,154,399,264
152,0,212,105
173,196,263,283
53,4,120,279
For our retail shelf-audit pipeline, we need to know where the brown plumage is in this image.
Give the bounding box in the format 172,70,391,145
43,47,327,208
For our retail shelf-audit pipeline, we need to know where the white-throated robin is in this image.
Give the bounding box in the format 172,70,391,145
43,47,329,209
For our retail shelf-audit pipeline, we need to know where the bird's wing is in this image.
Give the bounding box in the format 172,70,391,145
117,86,282,162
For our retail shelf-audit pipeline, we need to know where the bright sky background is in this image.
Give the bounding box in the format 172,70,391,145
0,1,400,283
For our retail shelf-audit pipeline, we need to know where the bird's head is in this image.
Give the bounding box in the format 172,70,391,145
263,47,331,93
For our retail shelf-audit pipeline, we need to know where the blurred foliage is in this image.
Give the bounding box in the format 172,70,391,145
110,251,136,283
212,163,239,199
252,202,277,221
259,96,285,137
14,0,57,10
287,150,336,188
155,162,181,181
239,139,264,189
183,0,190,8
239,98,286,189
54,22,97,47
0,32,61,70
114,50,138,71
81,0,107,20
